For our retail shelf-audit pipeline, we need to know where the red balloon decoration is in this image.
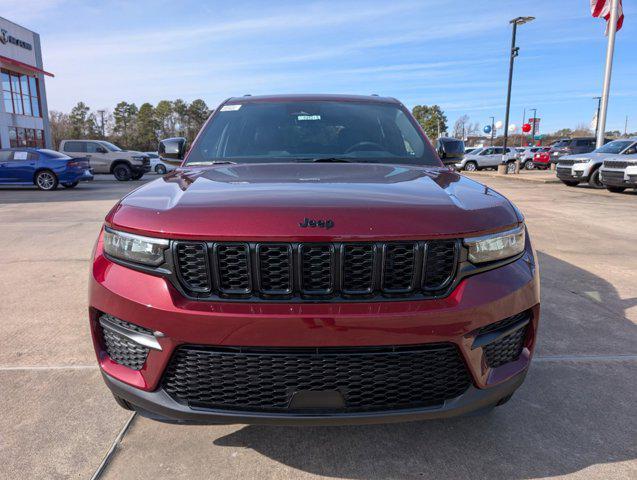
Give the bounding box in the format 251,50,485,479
522,123,532,133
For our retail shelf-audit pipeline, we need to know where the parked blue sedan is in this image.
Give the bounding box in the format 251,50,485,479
0,148,93,190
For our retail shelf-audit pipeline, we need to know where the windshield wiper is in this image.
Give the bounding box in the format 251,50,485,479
309,157,353,163
187,160,237,166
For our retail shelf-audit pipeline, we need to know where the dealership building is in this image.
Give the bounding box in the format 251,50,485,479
0,16,52,149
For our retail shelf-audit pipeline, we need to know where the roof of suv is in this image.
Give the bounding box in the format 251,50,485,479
224,94,400,104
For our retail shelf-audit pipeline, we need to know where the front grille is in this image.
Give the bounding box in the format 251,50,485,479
162,343,471,413
603,160,628,169
173,240,458,301
99,314,152,370
557,160,576,166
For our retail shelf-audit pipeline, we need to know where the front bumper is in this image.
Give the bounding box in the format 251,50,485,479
601,168,637,188
103,367,528,425
89,236,540,424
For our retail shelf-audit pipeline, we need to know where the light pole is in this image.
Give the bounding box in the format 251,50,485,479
490,116,495,146
530,108,537,145
593,96,602,140
501,16,534,172
520,107,526,146
97,109,106,138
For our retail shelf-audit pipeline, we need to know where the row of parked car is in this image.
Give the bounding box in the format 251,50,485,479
0,139,177,190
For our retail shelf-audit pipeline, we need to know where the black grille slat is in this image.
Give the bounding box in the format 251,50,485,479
382,243,417,293
163,344,471,413
173,240,459,300
423,241,457,291
300,244,334,294
342,244,375,294
257,244,293,294
215,243,251,294
175,243,211,292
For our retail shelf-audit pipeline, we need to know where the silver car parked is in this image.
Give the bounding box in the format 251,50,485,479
455,147,517,172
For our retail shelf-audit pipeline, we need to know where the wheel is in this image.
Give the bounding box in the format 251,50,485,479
62,181,79,188
464,161,477,172
35,170,58,191
606,186,626,193
561,180,579,187
113,163,132,181
131,172,144,180
506,161,516,174
155,164,167,175
523,160,534,170
587,169,604,189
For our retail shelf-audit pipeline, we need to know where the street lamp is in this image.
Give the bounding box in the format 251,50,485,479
502,16,535,171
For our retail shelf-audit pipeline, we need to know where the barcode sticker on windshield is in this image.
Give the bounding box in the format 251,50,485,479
297,115,321,121
220,104,242,111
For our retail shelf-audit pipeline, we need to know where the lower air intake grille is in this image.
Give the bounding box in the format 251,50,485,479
483,327,528,369
100,314,151,370
163,344,471,413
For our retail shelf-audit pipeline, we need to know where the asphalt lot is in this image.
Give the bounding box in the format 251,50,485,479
0,173,635,479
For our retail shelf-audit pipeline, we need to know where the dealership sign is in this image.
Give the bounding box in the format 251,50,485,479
0,29,32,51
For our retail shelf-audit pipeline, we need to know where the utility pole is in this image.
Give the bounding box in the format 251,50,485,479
501,16,534,172
593,97,602,140
490,116,495,146
97,109,106,138
530,108,537,145
596,0,620,148
520,107,526,146
624,115,628,136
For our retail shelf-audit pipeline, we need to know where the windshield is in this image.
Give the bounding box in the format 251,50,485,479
99,141,122,152
595,140,634,154
469,148,483,155
552,140,570,148
441,139,465,154
186,101,438,166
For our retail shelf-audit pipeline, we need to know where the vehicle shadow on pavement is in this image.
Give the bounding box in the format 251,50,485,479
209,251,637,480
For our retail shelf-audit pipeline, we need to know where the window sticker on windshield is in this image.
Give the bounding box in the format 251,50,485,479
14,151,28,160
297,115,321,121
220,104,242,112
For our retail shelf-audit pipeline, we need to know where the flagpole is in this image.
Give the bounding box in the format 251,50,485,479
596,0,620,148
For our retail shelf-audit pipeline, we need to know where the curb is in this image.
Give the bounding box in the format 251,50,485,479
461,171,560,184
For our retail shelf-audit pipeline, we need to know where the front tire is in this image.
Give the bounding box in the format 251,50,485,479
506,161,516,174
464,161,477,172
35,170,58,191
113,163,132,181
523,160,534,170
606,186,626,193
561,180,579,187
587,169,604,189
155,164,167,175
62,181,79,188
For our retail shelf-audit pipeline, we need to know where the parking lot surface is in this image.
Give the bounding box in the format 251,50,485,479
0,176,635,479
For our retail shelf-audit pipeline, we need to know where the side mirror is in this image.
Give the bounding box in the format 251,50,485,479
97,146,107,154
159,137,187,166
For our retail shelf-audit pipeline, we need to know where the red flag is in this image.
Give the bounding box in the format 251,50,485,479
591,0,624,33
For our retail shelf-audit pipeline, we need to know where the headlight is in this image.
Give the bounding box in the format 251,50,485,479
464,225,526,264
103,228,169,266
132,155,146,161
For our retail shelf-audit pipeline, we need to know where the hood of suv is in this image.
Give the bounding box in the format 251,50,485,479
560,152,619,163
106,163,519,240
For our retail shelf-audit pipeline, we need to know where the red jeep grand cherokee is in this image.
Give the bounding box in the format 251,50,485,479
89,94,539,425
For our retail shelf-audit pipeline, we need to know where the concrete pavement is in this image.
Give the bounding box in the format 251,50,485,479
0,176,635,479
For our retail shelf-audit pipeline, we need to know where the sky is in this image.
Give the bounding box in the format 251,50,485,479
5,0,637,135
